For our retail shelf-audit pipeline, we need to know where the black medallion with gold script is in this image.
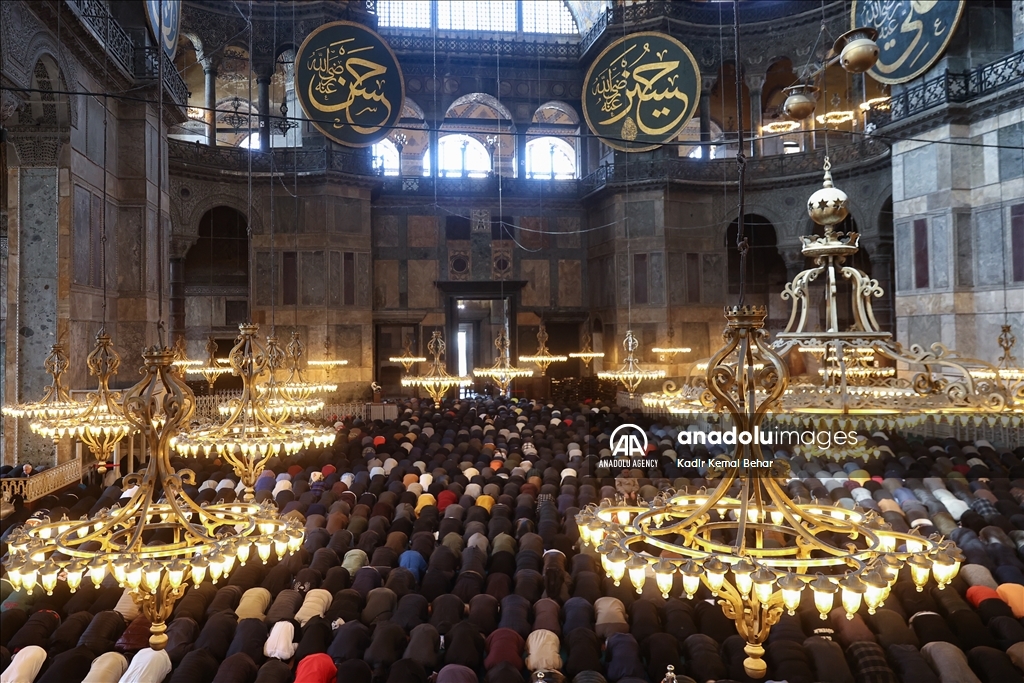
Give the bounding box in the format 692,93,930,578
145,0,181,62
295,21,404,148
853,0,964,84
582,32,701,153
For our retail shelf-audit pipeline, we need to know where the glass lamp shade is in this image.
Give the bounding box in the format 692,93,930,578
810,574,838,619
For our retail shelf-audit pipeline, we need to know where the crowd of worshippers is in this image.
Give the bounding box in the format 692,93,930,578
1,397,1024,683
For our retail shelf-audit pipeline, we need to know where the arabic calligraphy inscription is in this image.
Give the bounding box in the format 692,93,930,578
145,0,181,62
853,0,965,84
582,32,701,152
295,21,404,148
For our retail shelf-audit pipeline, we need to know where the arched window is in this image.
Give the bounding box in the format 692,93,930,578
435,134,491,178
525,137,576,179
378,0,578,34
372,139,401,176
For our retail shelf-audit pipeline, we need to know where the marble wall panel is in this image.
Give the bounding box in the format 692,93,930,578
356,252,371,307
408,215,438,247
626,200,656,237
976,208,1004,286
375,260,399,309
117,206,143,293
668,253,686,305
300,251,326,305
902,146,938,198
930,215,949,289
701,253,724,305
616,254,630,306
408,259,438,309
73,185,91,284
329,251,342,306
373,213,399,247
556,217,581,248
519,217,548,250
907,315,941,348
895,220,913,293
998,122,1024,181
954,212,973,287
254,251,273,306
557,260,581,308
335,324,363,367
649,252,665,305
332,197,364,234
521,260,551,307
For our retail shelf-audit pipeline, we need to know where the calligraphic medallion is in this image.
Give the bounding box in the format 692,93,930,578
852,0,964,84
144,0,181,62
295,21,404,148
583,32,701,152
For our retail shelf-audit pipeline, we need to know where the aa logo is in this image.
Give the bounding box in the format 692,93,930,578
610,424,648,459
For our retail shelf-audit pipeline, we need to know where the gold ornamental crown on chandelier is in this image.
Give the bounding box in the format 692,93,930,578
401,331,472,403
519,322,568,376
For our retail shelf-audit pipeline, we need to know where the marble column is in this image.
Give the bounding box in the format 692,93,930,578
428,122,439,178
203,62,217,146
169,257,185,341
1014,0,1024,51
515,123,528,179
257,72,271,152
700,76,716,157
745,73,766,157
4,164,61,467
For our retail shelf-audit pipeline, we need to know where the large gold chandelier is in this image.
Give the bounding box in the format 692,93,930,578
569,330,604,368
280,331,338,401
645,161,1021,430
3,346,304,650
473,328,533,396
519,322,567,376
54,332,136,461
598,330,666,397
389,335,427,372
172,324,336,497
249,332,324,419
2,343,86,425
306,336,350,370
580,307,962,678
184,337,231,389
401,331,472,403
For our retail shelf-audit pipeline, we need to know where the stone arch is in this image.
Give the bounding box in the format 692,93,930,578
19,40,77,127
532,100,580,125
445,93,513,122
172,182,263,258
402,97,426,121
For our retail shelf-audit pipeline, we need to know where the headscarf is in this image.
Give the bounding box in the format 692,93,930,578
117,647,172,683
294,653,337,683
524,629,562,672
436,664,479,683
0,645,47,683
80,652,129,683
264,620,297,660
415,493,437,516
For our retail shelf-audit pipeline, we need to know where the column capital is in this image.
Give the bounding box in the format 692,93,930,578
199,55,221,74
701,75,718,92
744,73,766,93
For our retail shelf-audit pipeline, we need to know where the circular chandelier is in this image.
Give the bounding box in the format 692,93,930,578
519,322,567,376
473,328,533,396
184,337,231,389
233,332,324,419
54,332,136,461
581,306,962,678
306,337,349,370
598,330,666,397
2,343,87,426
3,346,304,651
569,331,605,368
401,331,472,403
171,335,200,370
280,331,338,401
172,324,336,496
761,120,801,134
389,335,427,373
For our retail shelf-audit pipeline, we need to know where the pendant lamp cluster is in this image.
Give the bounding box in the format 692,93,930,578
473,327,533,396
402,331,472,403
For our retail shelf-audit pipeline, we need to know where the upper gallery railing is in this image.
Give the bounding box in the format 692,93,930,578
865,49,1024,128
170,138,889,195
579,138,890,194
64,0,189,106
0,458,83,504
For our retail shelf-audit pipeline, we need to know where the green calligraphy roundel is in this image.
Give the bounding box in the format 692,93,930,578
295,21,404,148
583,32,701,153
853,0,965,85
